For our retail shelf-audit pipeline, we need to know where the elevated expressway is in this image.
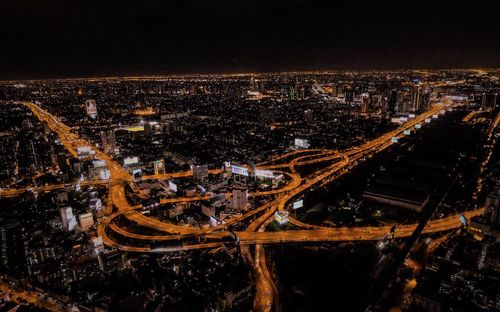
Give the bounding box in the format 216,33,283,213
8,101,474,248
5,101,486,312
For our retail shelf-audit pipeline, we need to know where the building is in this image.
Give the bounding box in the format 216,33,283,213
344,87,355,104
78,213,94,231
60,207,77,231
485,183,500,226
360,93,370,114
192,164,209,181
304,109,314,123
470,181,500,240
153,159,165,175
85,99,97,118
231,186,248,211
100,130,118,155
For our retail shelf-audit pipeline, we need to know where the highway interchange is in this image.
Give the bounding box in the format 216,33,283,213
2,100,492,311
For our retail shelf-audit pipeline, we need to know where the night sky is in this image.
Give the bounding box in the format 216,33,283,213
1,0,499,79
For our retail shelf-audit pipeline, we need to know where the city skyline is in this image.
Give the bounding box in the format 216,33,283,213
0,1,499,311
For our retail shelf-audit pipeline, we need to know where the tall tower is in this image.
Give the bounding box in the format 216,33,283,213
361,93,370,114
85,100,97,119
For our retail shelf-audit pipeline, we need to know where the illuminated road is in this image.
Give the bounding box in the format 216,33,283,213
9,101,490,312
14,101,461,247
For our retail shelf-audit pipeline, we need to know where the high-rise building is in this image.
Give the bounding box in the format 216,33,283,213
304,109,314,123
78,212,94,231
344,88,355,104
485,183,500,226
480,92,486,109
60,207,77,231
330,84,338,97
42,121,50,136
388,89,398,114
100,130,118,155
193,164,209,181
361,93,370,114
231,186,248,211
85,99,97,118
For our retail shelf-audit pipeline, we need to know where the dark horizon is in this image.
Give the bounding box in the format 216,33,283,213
1,0,499,80
1,67,500,83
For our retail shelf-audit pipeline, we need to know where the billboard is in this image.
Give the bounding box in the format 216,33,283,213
399,117,408,122
415,123,421,129
168,180,178,192
294,138,310,148
403,129,411,135
255,169,274,178
92,160,107,168
124,156,139,166
432,114,438,119
391,137,399,143
292,200,304,210
132,169,142,182
425,118,431,123
408,113,416,118
232,165,249,176
459,214,467,226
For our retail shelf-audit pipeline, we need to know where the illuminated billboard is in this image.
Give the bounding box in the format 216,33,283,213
408,113,416,118
292,200,304,210
459,214,467,226
415,123,421,129
92,160,107,168
132,169,142,181
391,137,399,143
255,169,274,178
124,156,139,166
294,138,310,148
399,117,408,122
403,129,411,135
168,181,178,192
232,165,249,176
432,114,438,119
425,118,431,123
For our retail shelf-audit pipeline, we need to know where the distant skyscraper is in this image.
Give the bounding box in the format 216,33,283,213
330,84,338,97
42,121,50,136
304,109,314,123
388,90,398,114
361,93,370,114
231,186,248,211
485,183,500,226
344,88,354,104
85,99,97,118
100,130,118,155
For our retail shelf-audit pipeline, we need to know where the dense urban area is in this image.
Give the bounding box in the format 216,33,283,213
0,70,499,312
